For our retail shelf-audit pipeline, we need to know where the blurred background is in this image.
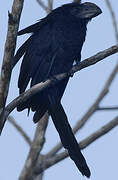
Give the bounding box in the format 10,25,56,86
0,0,118,179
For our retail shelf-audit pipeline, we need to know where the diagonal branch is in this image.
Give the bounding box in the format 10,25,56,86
8,116,31,146
36,0,49,13
105,0,118,42
0,0,24,109
35,116,118,174
0,44,118,134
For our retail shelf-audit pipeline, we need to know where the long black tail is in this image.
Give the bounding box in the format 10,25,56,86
47,98,91,177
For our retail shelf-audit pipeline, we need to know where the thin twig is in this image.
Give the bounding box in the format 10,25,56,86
105,0,118,42
47,0,53,12
19,113,49,180
97,106,118,111
36,0,49,13
0,0,24,109
35,116,118,174
0,44,118,134
8,116,31,146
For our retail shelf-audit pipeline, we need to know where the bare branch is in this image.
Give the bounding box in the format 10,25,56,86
47,0,53,12
0,44,118,134
0,0,24,109
97,106,118,111
36,0,49,13
105,0,118,42
35,116,118,174
19,113,49,180
8,116,31,146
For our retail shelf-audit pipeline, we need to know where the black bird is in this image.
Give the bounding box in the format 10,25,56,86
14,1,102,178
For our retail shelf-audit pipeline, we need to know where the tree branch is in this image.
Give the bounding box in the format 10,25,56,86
97,106,118,111
0,0,24,109
8,116,31,146
19,113,49,180
0,44,118,134
47,0,53,12
36,0,49,13
105,0,118,42
35,116,118,174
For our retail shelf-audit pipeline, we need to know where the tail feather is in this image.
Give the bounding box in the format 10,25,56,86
47,97,90,177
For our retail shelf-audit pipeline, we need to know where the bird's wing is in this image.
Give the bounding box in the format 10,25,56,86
17,8,58,36
17,21,72,113
17,24,54,94
18,18,48,35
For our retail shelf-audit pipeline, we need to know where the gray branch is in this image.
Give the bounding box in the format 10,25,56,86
105,0,118,42
97,106,118,111
47,0,53,12
19,113,49,180
36,0,49,13
0,0,24,109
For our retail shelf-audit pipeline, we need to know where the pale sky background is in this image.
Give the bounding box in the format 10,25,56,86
0,0,118,180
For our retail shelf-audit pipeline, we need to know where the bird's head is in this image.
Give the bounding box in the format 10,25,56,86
63,2,102,21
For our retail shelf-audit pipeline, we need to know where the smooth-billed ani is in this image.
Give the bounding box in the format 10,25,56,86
14,1,102,178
